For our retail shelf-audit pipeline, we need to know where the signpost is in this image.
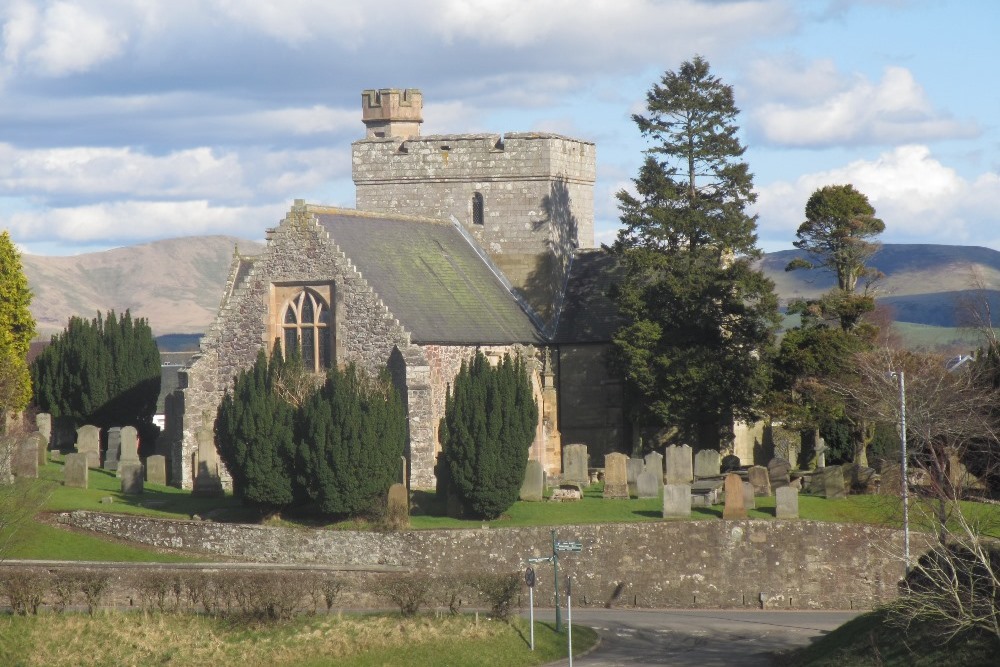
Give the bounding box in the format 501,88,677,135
525,567,536,651
566,575,574,667
526,531,584,635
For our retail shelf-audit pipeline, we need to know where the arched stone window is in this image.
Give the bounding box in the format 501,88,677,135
472,191,484,226
281,288,331,372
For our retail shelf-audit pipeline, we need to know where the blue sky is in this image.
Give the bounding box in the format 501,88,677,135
0,0,996,256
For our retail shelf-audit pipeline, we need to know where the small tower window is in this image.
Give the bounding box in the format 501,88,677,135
472,192,484,226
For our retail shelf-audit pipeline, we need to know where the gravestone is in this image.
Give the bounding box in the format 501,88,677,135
815,437,827,468
636,468,662,499
767,457,792,489
13,436,38,478
64,453,88,488
694,450,721,478
519,460,545,502
644,451,664,481
691,478,725,506
192,419,223,497
562,444,589,486
821,466,847,500
742,481,755,511
399,455,408,487
386,483,409,528
665,444,693,484
722,473,747,519
748,465,771,496
104,427,122,472
31,431,47,467
76,425,101,468
603,452,629,499
145,455,167,486
120,462,144,495
626,457,644,486
662,484,691,518
119,426,140,470
35,413,51,447
776,486,800,519
720,454,741,473
848,464,878,494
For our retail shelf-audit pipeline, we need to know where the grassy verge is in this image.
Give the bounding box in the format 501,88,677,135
0,611,598,667
778,607,999,666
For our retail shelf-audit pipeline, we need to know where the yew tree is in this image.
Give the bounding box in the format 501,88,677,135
610,56,780,448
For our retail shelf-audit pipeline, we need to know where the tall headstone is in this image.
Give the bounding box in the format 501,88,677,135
104,427,122,472
776,486,800,519
119,426,140,467
76,425,101,468
562,444,589,486
694,449,721,478
31,431,47,468
35,413,52,448
603,452,629,499
636,468,662,499
12,436,38,478
192,419,223,497
626,457,644,486
665,444,693,485
519,460,545,502
722,473,747,520
662,484,691,518
120,462,144,495
644,451,664,481
767,457,792,489
145,455,167,486
748,465,771,496
64,453,88,488
821,466,846,500
742,481,756,511
386,483,409,529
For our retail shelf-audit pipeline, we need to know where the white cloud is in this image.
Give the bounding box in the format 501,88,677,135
749,63,978,147
755,145,1000,248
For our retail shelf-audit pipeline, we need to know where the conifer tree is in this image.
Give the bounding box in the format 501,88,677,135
0,230,36,421
215,345,297,512
438,352,538,520
297,364,406,518
611,56,779,448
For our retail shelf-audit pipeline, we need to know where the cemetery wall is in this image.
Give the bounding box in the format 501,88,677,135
58,511,922,610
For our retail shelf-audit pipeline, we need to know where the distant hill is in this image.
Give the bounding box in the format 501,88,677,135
759,244,1000,328
23,236,263,338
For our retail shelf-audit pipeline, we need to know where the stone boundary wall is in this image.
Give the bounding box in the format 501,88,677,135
57,512,924,610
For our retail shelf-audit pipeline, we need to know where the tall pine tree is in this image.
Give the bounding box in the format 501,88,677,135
0,231,35,422
611,56,780,449
438,352,537,520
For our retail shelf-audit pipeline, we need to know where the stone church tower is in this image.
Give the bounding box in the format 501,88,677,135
351,88,596,330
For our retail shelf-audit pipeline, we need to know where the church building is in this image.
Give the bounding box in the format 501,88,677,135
172,89,626,490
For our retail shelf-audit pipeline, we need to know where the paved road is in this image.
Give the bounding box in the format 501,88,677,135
537,608,860,666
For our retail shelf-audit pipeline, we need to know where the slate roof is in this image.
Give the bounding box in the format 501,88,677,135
313,209,544,345
554,249,624,344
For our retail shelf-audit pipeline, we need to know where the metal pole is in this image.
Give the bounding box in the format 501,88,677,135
552,529,561,632
567,576,573,667
899,371,910,573
529,585,535,651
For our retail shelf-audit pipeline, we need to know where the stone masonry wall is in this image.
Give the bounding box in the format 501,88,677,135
58,511,920,610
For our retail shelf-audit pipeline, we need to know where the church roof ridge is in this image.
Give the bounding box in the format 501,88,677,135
301,204,451,227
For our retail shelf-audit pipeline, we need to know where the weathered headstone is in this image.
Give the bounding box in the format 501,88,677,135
742,481,756,511
386,482,409,528
35,413,52,447
722,473,747,519
720,454,741,474
821,466,846,500
562,444,589,486
519,460,545,502
644,451,664,481
603,452,629,499
64,453,88,488
31,431,47,467
626,457,644,486
767,457,792,489
398,455,408,487
849,464,878,494
76,425,101,468
192,419,223,497
636,469,662,499
120,462,144,495
815,437,827,468
13,436,38,478
662,484,691,518
104,426,122,472
119,426,140,466
748,465,771,496
694,449,721,478
145,455,167,486
665,444,693,484
776,486,799,519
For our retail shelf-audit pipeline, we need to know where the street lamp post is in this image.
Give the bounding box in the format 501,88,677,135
891,370,910,572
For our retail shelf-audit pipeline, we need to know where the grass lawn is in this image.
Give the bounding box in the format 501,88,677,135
0,611,598,667
778,607,999,666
